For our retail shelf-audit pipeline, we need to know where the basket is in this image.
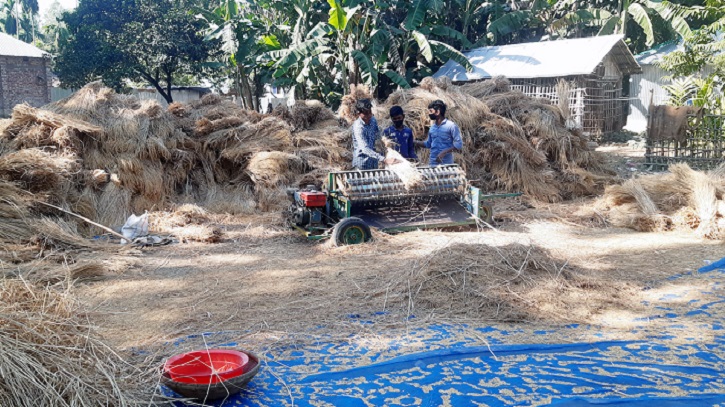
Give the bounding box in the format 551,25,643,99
161,350,260,401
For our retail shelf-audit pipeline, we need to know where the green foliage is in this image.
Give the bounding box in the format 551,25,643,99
56,0,219,103
659,6,725,114
1,0,40,43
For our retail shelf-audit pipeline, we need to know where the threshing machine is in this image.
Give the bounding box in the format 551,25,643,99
286,164,520,246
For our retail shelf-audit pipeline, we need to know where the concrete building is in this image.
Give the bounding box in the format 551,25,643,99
0,33,52,117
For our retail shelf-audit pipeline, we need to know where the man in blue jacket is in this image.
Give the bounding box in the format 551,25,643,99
416,100,463,166
382,106,418,160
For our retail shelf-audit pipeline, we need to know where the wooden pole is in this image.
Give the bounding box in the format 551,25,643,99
37,201,127,241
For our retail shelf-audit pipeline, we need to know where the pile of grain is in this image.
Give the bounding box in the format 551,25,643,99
599,163,725,239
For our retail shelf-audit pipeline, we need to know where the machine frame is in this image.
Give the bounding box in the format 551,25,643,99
289,166,521,244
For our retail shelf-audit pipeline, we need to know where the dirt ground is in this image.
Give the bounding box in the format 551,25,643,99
72,145,724,355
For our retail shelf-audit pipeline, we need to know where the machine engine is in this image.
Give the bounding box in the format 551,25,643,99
287,185,327,227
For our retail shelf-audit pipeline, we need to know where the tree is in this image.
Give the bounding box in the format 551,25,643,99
266,0,471,104
1,0,38,42
658,3,725,113
196,0,284,110
39,1,68,53
55,0,219,103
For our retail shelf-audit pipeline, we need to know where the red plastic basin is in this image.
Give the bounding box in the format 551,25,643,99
163,350,250,384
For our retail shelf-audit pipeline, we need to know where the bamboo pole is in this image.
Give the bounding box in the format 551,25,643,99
37,201,127,241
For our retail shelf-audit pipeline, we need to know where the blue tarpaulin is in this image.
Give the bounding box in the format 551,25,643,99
162,261,725,406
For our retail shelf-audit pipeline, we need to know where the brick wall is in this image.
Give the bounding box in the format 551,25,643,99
0,55,52,117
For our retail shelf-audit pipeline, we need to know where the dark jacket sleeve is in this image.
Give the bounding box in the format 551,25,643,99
407,130,417,159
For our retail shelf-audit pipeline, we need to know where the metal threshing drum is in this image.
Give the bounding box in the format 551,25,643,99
334,165,467,204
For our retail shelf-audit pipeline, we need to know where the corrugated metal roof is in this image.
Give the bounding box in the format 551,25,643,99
635,41,681,64
0,32,48,58
636,32,724,65
434,35,641,81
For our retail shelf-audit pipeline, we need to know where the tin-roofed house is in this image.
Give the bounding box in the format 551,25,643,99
0,33,52,117
433,35,642,136
626,41,720,133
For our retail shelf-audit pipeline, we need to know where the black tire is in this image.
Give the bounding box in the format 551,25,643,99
480,204,494,224
332,217,372,246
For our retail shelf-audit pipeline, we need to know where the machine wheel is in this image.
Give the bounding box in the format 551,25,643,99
480,204,494,224
332,217,372,246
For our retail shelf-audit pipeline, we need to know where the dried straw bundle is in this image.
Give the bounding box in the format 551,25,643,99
0,149,79,193
339,85,373,125
382,139,424,191
0,279,155,407
275,100,337,131
0,180,34,243
600,163,725,238
217,118,293,163
247,151,308,188
459,76,511,98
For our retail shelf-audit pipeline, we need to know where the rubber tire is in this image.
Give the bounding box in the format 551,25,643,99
332,217,372,246
480,204,494,224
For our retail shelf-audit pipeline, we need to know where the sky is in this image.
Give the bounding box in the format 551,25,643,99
38,0,77,17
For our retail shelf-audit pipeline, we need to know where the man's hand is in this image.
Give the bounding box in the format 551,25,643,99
383,157,402,166
435,154,444,164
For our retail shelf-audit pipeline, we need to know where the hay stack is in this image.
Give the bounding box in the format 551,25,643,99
247,151,308,188
382,76,610,202
376,242,636,322
600,163,725,238
0,279,153,407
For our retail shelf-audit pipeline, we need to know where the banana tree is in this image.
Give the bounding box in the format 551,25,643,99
596,0,697,47
366,0,473,91
197,0,283,109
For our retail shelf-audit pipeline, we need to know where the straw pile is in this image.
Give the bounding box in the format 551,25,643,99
0,279,157,407
0,83,352,250
599,163,725,239
376,76,610,202
371,242,637,322
149,204,224,243
0,75,614,254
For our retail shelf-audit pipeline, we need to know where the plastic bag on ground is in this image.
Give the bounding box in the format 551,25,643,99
121,212,149,244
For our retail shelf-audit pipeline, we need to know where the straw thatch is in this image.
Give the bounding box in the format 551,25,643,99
599,163,725,239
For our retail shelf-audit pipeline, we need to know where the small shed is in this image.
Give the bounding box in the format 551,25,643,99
626,42,718,132
433,35,642,136
0,33,52,117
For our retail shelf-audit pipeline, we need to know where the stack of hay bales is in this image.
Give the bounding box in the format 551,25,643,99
599,163,725,239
